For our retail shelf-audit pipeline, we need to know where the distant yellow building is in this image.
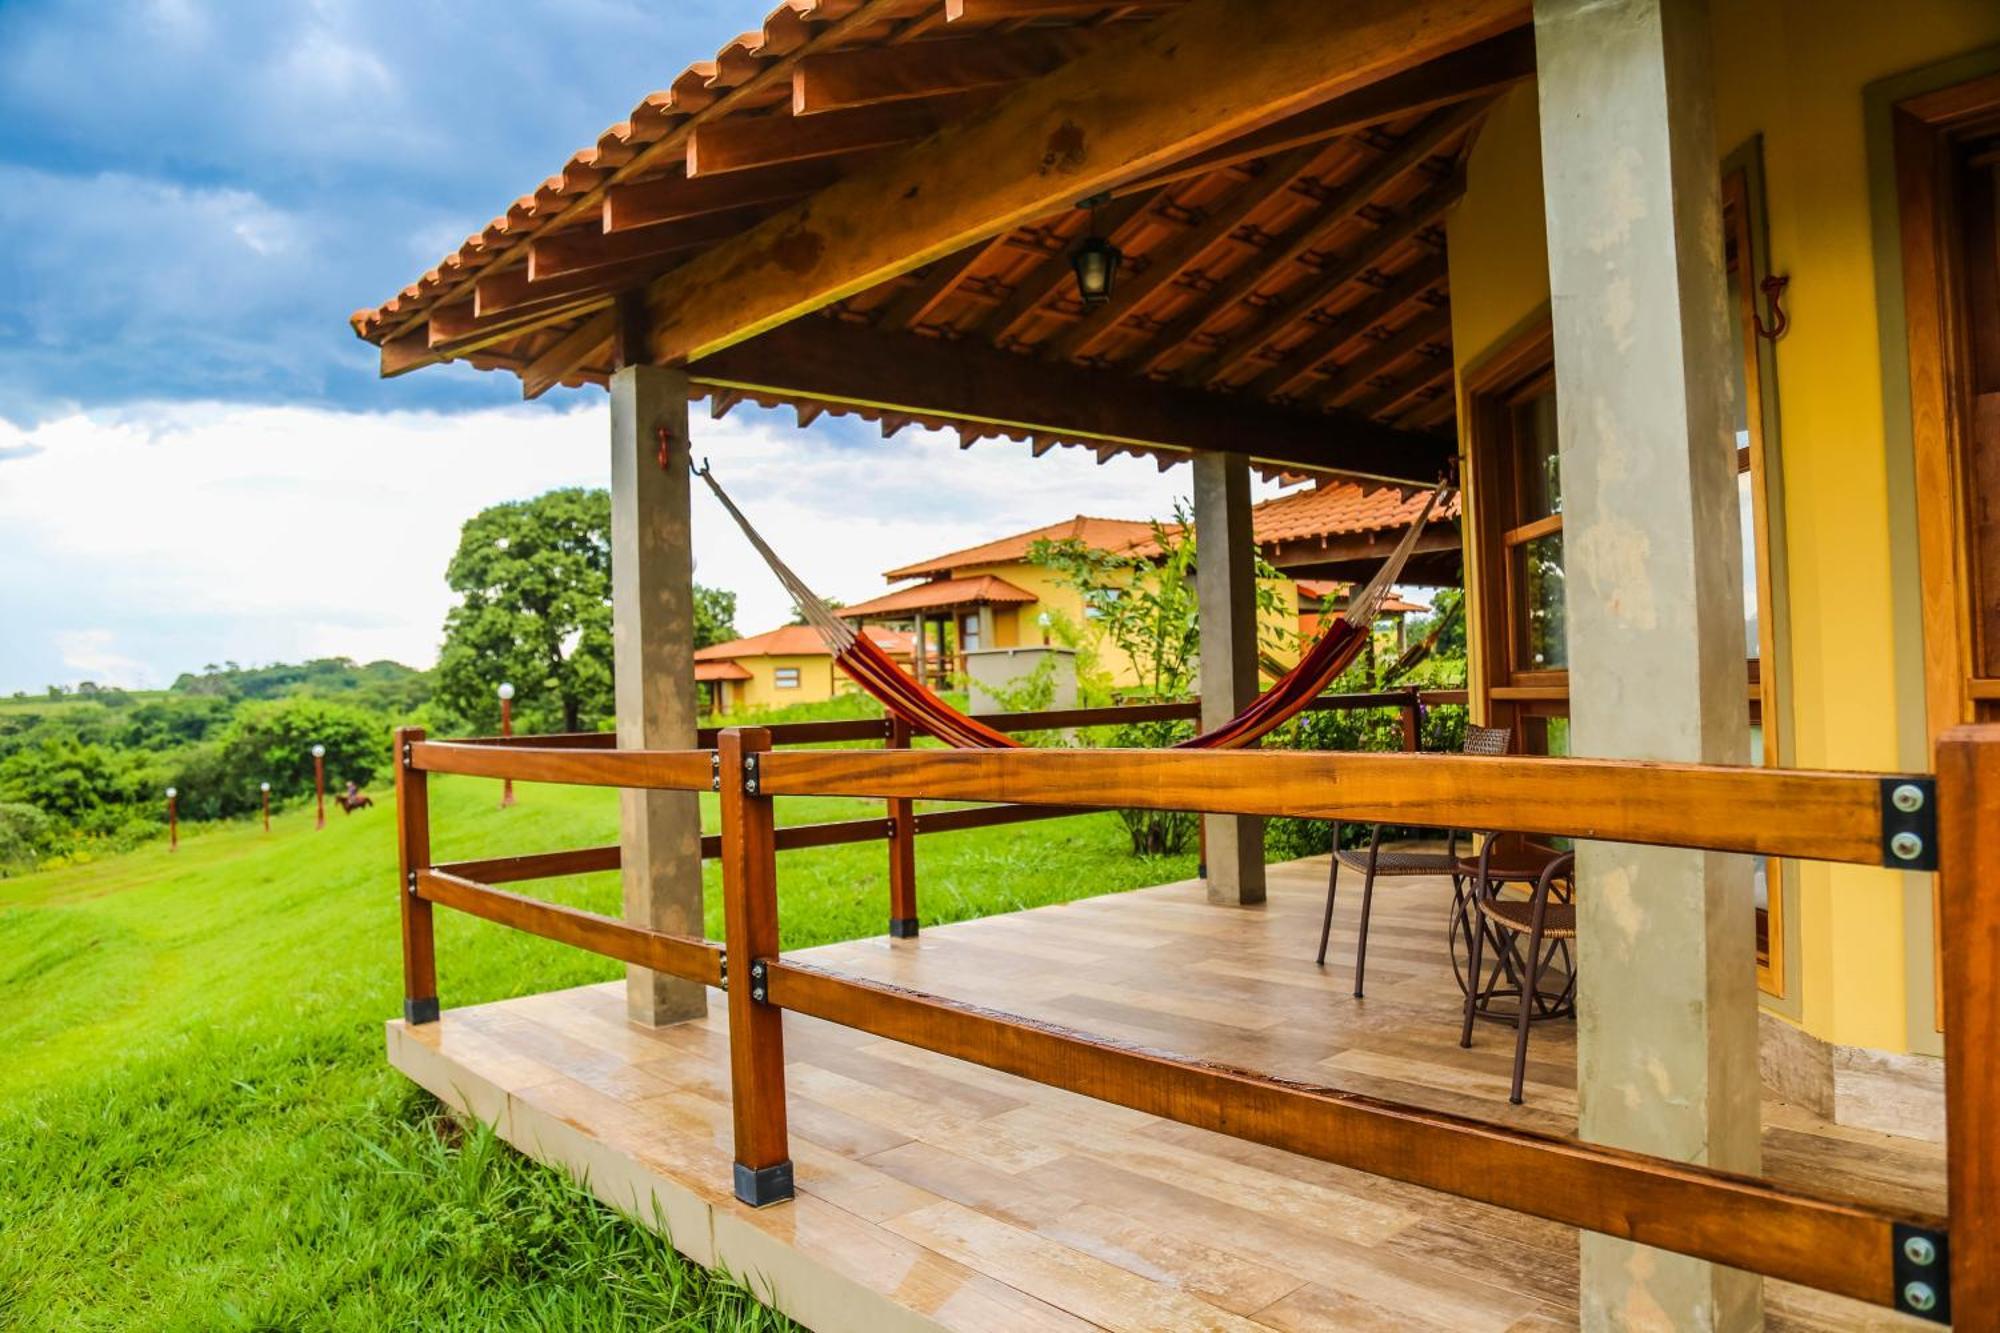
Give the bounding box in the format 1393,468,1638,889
839,487,1449,691
694,623,919,714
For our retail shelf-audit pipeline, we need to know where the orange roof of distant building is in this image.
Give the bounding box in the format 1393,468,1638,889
1296,579,1432,616
694,660,753,681
696,623,912,661
1251,480,1462,547
839,575,1039,620
883,517,1160,582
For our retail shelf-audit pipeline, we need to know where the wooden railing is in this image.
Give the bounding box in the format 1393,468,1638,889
391,712,1991,1327
433,687,1466,936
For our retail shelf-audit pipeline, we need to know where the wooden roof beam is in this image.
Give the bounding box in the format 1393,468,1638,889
641,0,1531,365
602,159,852,234
1310,303,1453,407
1039,145,1322,363
1192,165,1465,385
1242,253,1449,400
792,29,1106,115
528,207,773,282
946,0,1188,19
475,252,676,320
1116,27,1532,193
521,309,617,400
692,318,1452,483
877,232,1015,330
970,188,1158,340
685,92,997,177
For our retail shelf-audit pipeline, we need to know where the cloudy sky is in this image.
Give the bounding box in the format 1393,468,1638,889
0,0,1243,693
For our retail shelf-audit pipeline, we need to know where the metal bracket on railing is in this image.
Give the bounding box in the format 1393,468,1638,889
401,742,413,768
1893,1222,1950,1323
742,752,762,796
1880,778,1938,871
710,751,721,792
717,954,728,993
406,871,419,897
749,960,768,1004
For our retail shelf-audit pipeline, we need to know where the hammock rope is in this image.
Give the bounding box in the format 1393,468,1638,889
693,451,1444,751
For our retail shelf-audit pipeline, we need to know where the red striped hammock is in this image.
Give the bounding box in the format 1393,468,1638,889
696,456,1442,751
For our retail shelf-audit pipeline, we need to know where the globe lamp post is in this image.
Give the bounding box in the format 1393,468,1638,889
311,744,327,830
498,682,517,808
260,781,271,834
166,786,178,852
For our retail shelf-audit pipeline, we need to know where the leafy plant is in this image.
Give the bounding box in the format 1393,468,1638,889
1029,505,1289,856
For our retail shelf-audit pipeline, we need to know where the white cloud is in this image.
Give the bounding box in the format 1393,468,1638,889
0,401,1280,691
53,629,154,688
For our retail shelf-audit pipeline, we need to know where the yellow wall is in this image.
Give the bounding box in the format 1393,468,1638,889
723,653,843,712
1446,5,2000,1054
953,558,1302,695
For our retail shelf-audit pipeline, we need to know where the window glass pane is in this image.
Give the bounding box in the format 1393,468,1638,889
1515,529,1567,669
1513,391,1562,521
1738,469,1760,659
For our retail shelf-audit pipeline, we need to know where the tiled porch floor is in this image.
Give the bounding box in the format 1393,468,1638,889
386,857,1941,1331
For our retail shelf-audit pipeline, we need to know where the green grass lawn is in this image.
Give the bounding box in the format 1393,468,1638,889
0,776,1194,1330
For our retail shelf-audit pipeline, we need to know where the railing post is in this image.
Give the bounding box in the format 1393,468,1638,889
718,726,793,1206
394,726,438,1025
886,715,919,938
1937,724,2000,1320
1399,688,1421,752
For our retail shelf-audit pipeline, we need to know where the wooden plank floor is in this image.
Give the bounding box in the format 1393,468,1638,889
387,856,1943,1332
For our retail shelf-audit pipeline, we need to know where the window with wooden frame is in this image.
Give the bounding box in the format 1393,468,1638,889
1466,155,1790,994
1893,70,2000,1034
773,667,801,690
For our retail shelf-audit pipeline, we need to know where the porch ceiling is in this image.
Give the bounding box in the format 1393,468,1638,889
351,0,1534,483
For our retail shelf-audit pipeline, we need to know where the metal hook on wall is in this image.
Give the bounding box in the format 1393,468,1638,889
1754,273,1790,341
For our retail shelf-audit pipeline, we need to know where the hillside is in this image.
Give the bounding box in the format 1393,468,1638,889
0,771,1191,1327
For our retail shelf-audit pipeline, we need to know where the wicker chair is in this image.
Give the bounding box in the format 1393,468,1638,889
1460,845,1576,1105
1316,723,1512,997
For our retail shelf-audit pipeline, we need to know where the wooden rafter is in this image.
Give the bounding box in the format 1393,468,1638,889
969,189,1157,340
475,253,675,320
1311,303,1453,407
1038,145,1321,362
602,158,851,234
1182,103,1480,383
1116,28,1531,193
792,29,1106,115
641,0,1531,365
1189,171,1461,386
692,319,1452,482
528,207,773,281
877,232,1015,329
372,0,915,344
946,0,1187,18
1241,252,1449,400
686,91,999,176
521,310,617,400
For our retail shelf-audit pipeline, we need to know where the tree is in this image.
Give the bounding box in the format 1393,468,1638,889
217,696,387,803
435,489,616,735
1031,505,1287,856
695,584,738,649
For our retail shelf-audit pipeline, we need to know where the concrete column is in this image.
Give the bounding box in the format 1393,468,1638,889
610,364,705,1027
1534,2,1760,1328
1194,450,1266,906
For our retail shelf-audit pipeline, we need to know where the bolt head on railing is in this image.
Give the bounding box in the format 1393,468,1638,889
1903,1234,1938,1267
1903,1281,1937,1314
1890,831,1925,862
1891,782,1926,814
